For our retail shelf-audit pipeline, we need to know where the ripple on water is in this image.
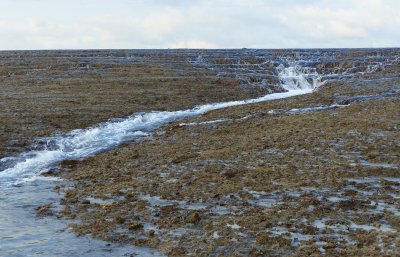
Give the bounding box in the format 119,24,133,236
0,180,166,257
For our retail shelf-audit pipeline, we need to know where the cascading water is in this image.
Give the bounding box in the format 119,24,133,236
1,48,399,257
0,63,320,185
0,62,320,257
276,63,323,91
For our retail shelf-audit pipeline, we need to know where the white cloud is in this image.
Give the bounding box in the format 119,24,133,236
0,0,399,49
169,40,217,49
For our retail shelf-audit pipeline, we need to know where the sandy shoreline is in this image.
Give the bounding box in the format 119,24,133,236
1,49,399,256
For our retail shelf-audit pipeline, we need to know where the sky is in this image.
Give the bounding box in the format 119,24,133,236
0,0,399,50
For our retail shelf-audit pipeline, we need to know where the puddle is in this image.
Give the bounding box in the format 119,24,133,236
0,179,165,257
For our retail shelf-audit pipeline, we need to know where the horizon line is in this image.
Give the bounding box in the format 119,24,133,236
1,47,400,52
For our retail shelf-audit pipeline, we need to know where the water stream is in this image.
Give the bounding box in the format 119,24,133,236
0,62,320,256
1,49,398,256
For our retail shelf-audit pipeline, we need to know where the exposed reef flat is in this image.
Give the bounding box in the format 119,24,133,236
0,50,258,158
1,49,399,256
58,81,400,256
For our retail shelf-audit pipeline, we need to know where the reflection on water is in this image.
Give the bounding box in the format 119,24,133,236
1,48,399,256
0,179,165,257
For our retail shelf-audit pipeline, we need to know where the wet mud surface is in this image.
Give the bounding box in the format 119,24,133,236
1,49,400,256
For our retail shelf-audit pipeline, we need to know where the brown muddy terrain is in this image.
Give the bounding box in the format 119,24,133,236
1,49,400,256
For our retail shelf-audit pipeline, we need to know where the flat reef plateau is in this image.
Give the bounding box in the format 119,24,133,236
1,49,399,256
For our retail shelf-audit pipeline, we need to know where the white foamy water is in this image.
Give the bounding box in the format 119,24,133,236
0,63,318,257
1,49,398,256
0,64,319,185
277,63,323,90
